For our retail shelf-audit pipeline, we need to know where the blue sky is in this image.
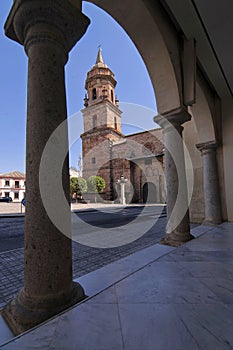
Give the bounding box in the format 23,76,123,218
0,1,157,173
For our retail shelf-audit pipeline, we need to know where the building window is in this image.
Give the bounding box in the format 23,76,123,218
92,88,97,100
4,192,10,197
114,116,117,130
14,192,19,199
93,115,97,129
15,181,20,188
5,180,10,186
111,90,114,102
92,157,96,164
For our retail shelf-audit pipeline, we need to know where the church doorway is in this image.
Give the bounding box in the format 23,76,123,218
142,182,157,203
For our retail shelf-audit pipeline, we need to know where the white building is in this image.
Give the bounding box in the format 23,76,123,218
69,167,81,178
0,171,26,202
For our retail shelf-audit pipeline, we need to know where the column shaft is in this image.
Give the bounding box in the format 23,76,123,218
24,38,72,297
197,142,222,224
2,0,90,335
154,110,194,246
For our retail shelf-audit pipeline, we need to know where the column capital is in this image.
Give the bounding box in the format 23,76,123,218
154,107,191,134
196,140,218,155
4,0,90,56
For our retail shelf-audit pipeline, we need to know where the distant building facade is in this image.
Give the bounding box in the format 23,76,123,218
81,49,166,203
0,171,26,202
69,167,81,178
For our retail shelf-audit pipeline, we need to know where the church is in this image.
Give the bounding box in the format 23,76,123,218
81,49,166,204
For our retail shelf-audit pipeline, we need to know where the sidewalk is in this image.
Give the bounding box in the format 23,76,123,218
1,222,233,349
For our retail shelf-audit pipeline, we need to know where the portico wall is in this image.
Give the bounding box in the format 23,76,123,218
85,0,228,223
222,97,233,221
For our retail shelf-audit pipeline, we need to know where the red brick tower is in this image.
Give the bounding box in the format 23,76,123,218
81,49,123,200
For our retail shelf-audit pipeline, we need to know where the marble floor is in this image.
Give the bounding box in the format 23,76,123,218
0,223,233,350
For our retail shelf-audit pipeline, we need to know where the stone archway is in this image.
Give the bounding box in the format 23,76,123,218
2,0,210,335
189,79,216,144
85,0,194,245
143,182,157,203
86,0,182,115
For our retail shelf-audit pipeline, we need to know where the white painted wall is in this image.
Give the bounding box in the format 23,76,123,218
0,178,25,202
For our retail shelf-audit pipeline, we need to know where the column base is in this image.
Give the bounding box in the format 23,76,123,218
160,231,194,247
202,219,222,226
1,281,85,336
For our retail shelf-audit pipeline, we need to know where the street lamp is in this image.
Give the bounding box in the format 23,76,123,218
117,175,128,205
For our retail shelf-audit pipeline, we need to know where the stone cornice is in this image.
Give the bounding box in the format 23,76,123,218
81,99,122,116
85,72,117,90
154,107,191,128
80,126,124,139
196,140,218,153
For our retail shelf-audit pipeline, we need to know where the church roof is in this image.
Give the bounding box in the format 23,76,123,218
96,48,104,64
93,48,108,69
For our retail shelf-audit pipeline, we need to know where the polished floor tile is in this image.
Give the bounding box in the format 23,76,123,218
115,273,221,305
200,278,233,304
1,224,233,350
118,303,199,350
174,304,233,350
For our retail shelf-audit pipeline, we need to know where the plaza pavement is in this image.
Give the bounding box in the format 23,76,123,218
0,202,156,216
0,221,233,349
0,211,166,310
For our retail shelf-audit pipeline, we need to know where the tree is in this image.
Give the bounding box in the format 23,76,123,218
70,177,87,200
87,176,106,193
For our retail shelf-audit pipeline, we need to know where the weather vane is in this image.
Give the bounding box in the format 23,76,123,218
97,44,102,49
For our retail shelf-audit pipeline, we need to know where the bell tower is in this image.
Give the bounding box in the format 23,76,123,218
81,49,123,188
82,48,122,134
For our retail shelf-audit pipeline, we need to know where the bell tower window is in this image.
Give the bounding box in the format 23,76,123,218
111,90,114,102
92,88,97,100
114,116,117,130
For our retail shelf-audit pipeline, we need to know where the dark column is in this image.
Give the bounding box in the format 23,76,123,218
2,0,90,335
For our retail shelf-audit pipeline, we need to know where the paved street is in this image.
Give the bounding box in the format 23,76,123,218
0,205,166,309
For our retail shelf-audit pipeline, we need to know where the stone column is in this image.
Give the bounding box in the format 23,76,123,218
196,141,222,224
154,110,194,246
2,0,90,335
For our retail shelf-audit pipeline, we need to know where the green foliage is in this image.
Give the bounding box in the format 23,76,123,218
87,176,106,193
70,177,87,197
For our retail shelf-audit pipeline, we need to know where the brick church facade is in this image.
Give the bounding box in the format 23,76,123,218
81,49,166,204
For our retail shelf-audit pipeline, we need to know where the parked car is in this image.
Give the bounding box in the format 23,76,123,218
0,196,13,203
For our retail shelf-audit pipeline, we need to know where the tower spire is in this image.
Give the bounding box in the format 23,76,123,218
96,47,104,64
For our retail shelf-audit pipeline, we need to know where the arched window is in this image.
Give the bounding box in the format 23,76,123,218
111,90,114,102
92,88,97,100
